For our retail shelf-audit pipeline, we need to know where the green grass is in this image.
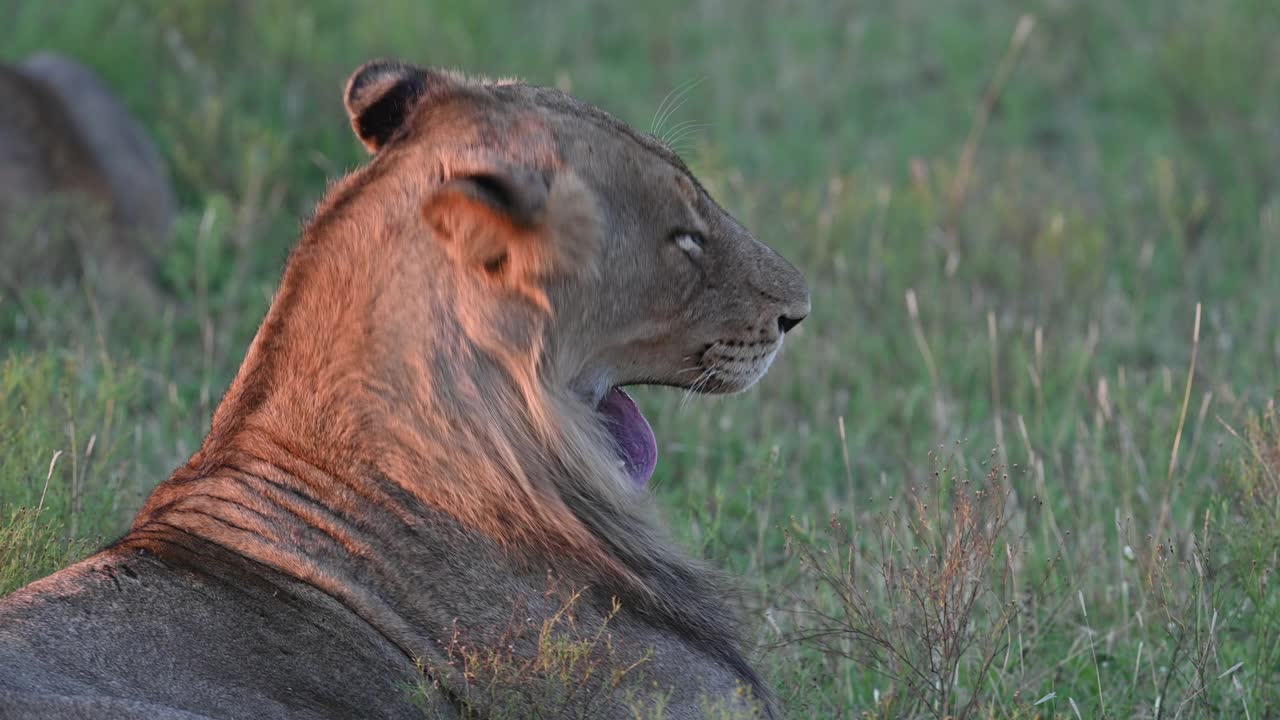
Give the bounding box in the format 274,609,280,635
3,1,1279,717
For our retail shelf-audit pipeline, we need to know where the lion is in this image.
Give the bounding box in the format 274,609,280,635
0,52,174,299
0,60,809,719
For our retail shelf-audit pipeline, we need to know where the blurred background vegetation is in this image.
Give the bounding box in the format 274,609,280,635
3,1,1279,717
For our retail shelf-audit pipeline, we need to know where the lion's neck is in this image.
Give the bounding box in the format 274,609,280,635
143,219,621,572
131,218,763,702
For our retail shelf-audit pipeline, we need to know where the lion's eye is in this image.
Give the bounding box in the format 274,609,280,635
673,232,704,256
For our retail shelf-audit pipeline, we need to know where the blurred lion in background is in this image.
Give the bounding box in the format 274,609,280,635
0,52,174,300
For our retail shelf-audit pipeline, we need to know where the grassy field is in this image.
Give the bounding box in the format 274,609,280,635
3,1,1280,717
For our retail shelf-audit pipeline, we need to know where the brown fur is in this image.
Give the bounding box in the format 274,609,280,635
0,60,809,719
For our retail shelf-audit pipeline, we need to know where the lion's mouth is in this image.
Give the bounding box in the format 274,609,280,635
597,387,657,489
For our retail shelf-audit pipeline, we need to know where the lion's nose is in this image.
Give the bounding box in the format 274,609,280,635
777,312,807,334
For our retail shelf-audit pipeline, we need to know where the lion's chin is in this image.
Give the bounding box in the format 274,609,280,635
597,387,657,489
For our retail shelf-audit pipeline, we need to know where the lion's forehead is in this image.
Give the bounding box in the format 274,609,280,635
463,81,693,177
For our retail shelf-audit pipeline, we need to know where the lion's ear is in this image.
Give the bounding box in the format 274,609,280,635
423,167,551,275
437,168,550,231
344,60,430,152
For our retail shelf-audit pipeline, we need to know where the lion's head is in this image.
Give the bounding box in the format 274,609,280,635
335,61,810,490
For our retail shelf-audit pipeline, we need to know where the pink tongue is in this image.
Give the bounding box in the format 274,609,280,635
598,388,658,488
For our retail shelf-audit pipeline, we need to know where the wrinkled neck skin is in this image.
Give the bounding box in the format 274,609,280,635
139,165,618,577
128,164,767,712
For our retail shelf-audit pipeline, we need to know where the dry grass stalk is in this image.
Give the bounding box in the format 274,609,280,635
783,458,1062,719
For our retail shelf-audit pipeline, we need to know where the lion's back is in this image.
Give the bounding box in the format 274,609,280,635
0,547,423,720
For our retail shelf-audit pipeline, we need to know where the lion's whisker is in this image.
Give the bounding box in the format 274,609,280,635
661,120,709,146
651,76,706,138
652,77,700,136
680,366,718,410
650,79,690,134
